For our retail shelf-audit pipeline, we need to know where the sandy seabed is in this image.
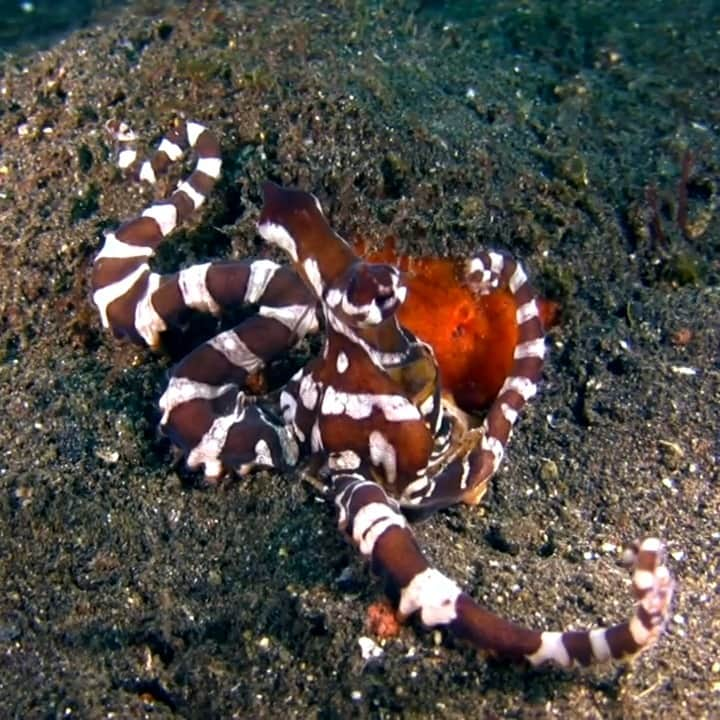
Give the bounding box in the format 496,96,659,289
0,1,718,718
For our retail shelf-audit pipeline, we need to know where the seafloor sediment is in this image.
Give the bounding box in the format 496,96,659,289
0,1,718,718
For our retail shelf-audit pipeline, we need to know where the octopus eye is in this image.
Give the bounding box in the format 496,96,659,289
375,287,400,314
335,263,406,327
375,283,394,304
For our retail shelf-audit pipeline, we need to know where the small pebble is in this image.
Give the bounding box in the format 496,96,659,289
358,636,383,660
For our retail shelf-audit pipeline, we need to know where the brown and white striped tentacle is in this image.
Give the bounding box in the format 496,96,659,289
465,251,545,499
257,181,357,295
161,389,300,481
401,250,546,508
93,132,324,480
105,119,194,185
91,120,222,347
157,262,319,479
336,473,674,667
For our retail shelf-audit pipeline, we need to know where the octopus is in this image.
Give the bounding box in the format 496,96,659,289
91,120,673,668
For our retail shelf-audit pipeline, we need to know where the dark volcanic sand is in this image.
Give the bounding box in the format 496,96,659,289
0,1,718,718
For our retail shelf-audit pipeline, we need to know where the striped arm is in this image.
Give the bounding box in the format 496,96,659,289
157,263,320,480
463,251,545,504
91,121,222,347
399,251,546,509
158,319,303,482
161,387,299,481
105,119,198,184
335,473,674,668
104,120,142,175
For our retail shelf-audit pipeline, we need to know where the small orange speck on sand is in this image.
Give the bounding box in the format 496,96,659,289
366,599,402,639
671,327,693,347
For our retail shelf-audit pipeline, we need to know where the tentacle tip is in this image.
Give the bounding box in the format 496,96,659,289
202,463,225,484
649,571,675,618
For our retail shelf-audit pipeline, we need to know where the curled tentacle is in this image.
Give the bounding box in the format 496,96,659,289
157,263,319,480
93,130,321,480
335,472,674,667
92,120,222,347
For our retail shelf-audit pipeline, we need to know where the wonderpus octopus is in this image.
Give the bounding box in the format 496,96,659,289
91,120,673,668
